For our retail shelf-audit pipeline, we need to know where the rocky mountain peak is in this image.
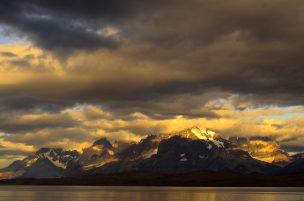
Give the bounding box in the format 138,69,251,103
92,137,113,149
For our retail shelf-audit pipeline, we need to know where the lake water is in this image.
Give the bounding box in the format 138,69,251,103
0,186,303,201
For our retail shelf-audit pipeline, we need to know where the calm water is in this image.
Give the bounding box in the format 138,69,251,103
0,186,303,201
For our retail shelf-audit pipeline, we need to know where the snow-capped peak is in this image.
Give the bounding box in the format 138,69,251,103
190,127,225,148
190,127,216,140
190,127,208,140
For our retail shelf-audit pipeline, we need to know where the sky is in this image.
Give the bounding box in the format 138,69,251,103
0,0,304,167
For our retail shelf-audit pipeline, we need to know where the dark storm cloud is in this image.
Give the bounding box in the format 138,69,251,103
20,0,137,19
0,113,79,133
10,129,88,144
0,149,31,157
0,51,17,57
0,0,304,112
0,97,70,114
0,0,129,52
282,145,304,153
3,58,30,68
0,0,172,54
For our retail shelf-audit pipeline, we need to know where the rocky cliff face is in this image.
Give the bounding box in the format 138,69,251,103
136,136,275,174
228,136,291,165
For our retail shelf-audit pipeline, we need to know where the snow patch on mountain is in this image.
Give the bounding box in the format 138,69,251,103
211,140,225,148
24,148,79,169
190,126,225,148
190,127,207,139
191,127,218,140
180,157,188,162
199,155,208,159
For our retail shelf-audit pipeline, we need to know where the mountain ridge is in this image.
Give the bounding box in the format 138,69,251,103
0,126,303,179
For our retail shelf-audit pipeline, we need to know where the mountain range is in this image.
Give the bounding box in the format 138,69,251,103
0,127,303,180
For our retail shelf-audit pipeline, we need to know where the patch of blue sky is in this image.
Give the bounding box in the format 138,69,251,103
257,106,304,120
266,112,304,120
0,34,14,44
0,25,24,44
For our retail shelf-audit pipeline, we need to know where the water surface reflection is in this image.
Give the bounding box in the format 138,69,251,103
0,186,303,201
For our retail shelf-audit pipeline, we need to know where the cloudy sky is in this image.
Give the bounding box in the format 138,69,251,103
0,0,304,167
